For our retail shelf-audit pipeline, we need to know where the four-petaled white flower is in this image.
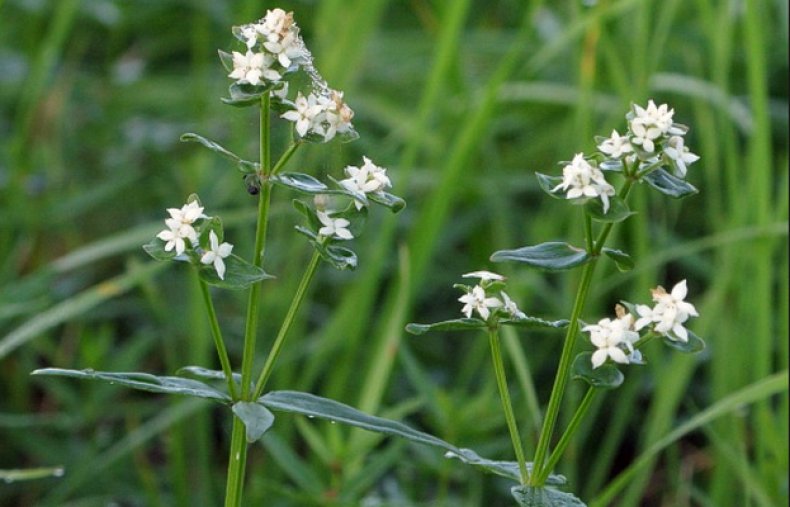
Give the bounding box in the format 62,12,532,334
628,118,663,153
552,153,616,213
281,92,325,138
157,221,196,256
228,50,279,85
663,136,699,178
317,211,353,240
340,157,391,209
166,201,207,225
635,280,698,342
584,314,640,369
500,291,526,320
200,231,233,280
462,271,506,283
598,130,633,159
458,285,502,320
633,100,675,133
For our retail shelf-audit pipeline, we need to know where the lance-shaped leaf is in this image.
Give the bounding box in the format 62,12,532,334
176,365,245,391
491,242,591,271
584,196,635,224
642,168,699,198
511,485,587,507
368,191,406,213
602,248,634,272
294,225,359,271
232,402,275,443
535,173,564,199
500,316,570,329
405,318,488,335
258,390,566,485
663,330,706,354
599,159,624,172
180,133,259,174
143,238,187,262
198,253,274,290
31,368,230,402
571,353,624,390
222,82,276,107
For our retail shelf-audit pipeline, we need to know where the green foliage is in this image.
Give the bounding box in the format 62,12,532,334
491,242,592,271
511,486,586,507
571,353,625,390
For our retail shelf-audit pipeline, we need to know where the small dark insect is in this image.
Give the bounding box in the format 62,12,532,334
244,174,261,195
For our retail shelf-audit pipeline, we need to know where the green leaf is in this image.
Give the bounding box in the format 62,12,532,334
602,248,634,272
271,172,330,194
320,244,358,271
642,168,699,198
232,402,275,443
180,133,259,174
197,253,274,290
405,318,488,335
142,238,182,262
176,365,244,390
444,448,566,486
662,330,705,353
258,390,565,484
217,49,234,73
599,159,624,172
491,242,591,271
584,196,635,223
31,368,230,402
535,173,564,199
500,316,570,329
511,485,587,507
571,353,624,389
221,82,275,107
368,191,406,213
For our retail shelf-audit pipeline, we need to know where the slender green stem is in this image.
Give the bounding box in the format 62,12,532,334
224,91,271,507
253,249,322,399
531,259,598,484
488,327,530,485
223,417,248,507
197,278,237,400
270,141,301,176
537,387,597,483
593,179,634,254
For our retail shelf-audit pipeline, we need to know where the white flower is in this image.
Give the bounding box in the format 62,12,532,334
629,118,662,153
598,130,633,159
552,153,616,212
634,280,699,342
663,135,699,178
200,231,233,280
500,291,526,319
238,24,261,49
584,315,640,368
462,271,505,283
228,50,280,85
317,211,353,240
281,92,325,137
321,90,354,142
633,100,675,134
157,221,195,256
263,30,304,68
340,157,391,209
166,201,206,225
458,285,502,320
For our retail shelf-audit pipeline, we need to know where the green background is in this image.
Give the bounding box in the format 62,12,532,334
1,0,787,505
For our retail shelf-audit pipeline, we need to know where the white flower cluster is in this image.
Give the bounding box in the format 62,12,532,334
552,153,616,213
156,201,234,280
228,9,305,86
585,280,699,369
635,279,699,342
457,271,526,321
339,157,392,209
599,100,699,178
280,89,354,142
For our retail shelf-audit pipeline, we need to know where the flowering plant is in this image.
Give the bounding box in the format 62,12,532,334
407,100,704,505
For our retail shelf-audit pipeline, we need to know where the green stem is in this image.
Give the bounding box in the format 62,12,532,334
224,91,270,507
270,141,301,176
488,327,530,485
253,249,322,399
530,259,597,484
537,387,597,483
197,278,237,400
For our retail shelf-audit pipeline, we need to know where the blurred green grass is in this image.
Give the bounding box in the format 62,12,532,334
1,0,787,505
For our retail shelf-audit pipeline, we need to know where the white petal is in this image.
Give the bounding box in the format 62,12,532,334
591,349,608,369
671,280,688,300
608,347,629,364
